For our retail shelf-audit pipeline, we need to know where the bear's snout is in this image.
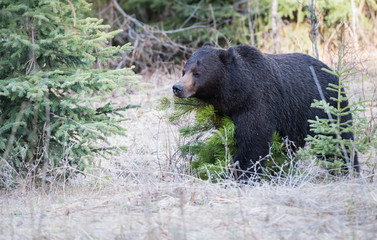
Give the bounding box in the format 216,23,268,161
173,84,184,97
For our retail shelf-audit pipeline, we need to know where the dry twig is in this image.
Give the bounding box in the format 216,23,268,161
110,0,195,71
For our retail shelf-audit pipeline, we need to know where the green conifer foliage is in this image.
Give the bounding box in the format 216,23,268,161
159,97,236,180
160,97,294,181
303,47,369,174
0,0,139,184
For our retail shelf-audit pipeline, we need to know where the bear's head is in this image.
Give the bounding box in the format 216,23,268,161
173,43,226,101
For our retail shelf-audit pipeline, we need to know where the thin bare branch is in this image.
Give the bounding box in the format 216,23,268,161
66,0,77,27
111,0,194,70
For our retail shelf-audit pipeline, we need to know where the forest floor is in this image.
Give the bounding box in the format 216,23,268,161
1,52,377,239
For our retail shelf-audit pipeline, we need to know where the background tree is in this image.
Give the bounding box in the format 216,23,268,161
351,0,359,51
271,0,280,53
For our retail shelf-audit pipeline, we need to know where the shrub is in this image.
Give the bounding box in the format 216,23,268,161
0,0,139,187
159,97,293,181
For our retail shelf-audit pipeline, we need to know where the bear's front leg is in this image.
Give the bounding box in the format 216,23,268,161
231,113,274,181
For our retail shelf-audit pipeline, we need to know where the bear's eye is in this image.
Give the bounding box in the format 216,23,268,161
193,72,200,78
182,70,185,76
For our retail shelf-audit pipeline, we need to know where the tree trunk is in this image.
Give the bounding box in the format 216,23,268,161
271,0,279,53
308,0,319,59
248,0,256,46
351,0,359,51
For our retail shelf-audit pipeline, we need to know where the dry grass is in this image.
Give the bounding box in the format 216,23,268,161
1,175,377,239
1,60,377,239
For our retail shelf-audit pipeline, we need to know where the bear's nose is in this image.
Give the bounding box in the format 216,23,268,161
173,84,183,96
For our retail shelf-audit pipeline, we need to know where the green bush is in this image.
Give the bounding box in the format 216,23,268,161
0,0,139,186
159,97,235,180
159,97,294,181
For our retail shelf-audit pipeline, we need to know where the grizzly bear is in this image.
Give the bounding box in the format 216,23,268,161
173,43,359,180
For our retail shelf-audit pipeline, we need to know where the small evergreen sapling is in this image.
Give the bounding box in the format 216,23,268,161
304,47,368,174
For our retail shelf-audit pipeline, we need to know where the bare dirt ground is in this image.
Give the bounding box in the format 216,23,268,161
1,56,377,239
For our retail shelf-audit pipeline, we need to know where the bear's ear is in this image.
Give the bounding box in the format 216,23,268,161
202,42,214,48
218,48,234,65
